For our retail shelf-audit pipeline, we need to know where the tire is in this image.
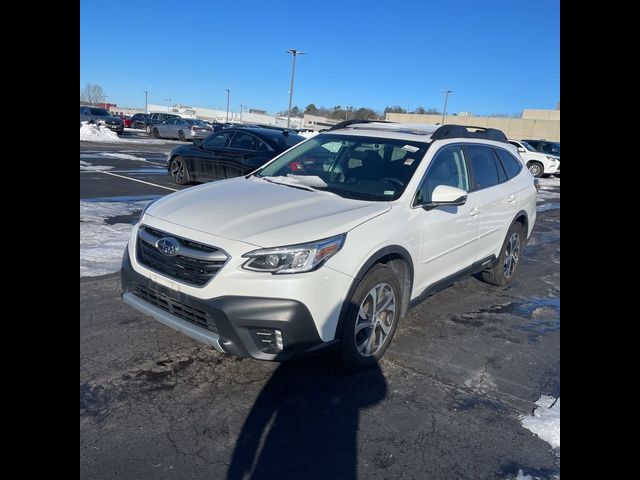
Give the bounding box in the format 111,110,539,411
481,222,525,286
337,264,402,369
145,125,151,134
153,128,160,139
178,130,185,141
170,156,190,185
527,161,544,178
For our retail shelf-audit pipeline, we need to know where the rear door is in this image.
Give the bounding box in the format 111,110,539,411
464,144,516,260
225,131,276,176
196,130,235,179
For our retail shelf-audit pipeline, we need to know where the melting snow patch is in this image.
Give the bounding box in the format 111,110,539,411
521,395,560,448
96,152,147,161
537,202,560,212
80,161,113,172
80,200,149,277
80,123,121,142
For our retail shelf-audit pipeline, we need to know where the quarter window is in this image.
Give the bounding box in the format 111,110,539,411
415,145,469,205
230,132,257,150
466,145,501,190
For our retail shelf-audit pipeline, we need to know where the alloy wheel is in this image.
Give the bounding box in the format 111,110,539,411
503,232,521,278
354,283,396,357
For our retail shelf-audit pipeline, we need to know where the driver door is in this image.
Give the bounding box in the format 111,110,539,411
413,144,482,292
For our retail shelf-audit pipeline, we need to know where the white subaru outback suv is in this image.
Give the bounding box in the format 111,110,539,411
121,122,537,369
508,139,559,178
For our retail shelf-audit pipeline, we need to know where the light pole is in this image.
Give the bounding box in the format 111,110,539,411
225,89,230,122
240,104,245,124
286,49,305,128
165,98,172,112
441,89,453,125
144,90,148,114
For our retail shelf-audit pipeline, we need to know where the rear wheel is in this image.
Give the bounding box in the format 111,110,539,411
178,130,185,141
145,125,151,134
481,222,525,286
170,157,190,185
527,161,544,178
337,264,402,369
153,128,160,139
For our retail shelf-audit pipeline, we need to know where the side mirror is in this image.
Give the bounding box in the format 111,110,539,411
193,139,203,148
421,185,467,209
517,147,526,154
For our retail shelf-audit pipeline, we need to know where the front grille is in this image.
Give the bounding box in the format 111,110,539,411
136,225,229,286
133,285,218,333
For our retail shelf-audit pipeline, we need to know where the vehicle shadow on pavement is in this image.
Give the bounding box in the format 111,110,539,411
227,357,387,480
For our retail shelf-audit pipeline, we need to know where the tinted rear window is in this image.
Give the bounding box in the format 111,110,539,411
255,129,305,149
466,145,500,190
88,108,110,116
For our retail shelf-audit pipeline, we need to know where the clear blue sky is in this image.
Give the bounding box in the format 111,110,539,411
80,0,559,116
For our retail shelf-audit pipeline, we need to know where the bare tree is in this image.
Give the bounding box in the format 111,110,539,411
80,84,106,104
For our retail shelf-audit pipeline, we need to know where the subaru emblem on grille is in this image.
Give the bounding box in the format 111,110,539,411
156,237,179,256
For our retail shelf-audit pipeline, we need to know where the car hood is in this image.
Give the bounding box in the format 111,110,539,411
145,176,391,247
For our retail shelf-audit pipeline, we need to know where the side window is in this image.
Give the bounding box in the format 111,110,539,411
494,150,507,182
203,131,233,148
165,118,176,125
415,145,469,205
229,132,257,150
494,148,523,179
466,145,500,190
256,139,272,152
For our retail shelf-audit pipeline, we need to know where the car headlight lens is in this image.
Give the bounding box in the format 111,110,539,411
242,234,346,274
546,156,558,163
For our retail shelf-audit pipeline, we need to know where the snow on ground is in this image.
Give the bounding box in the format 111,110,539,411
80,161,114,172
80,200,149,276
521,395,560,448
298,130,319,138
80,123,120,142
536,176,560,212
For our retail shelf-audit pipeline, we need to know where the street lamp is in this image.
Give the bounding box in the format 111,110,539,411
286,49,305,128
240,104,246,124
441,90,453,125
225,89,230,122
165,98,172,112
144,90,148,114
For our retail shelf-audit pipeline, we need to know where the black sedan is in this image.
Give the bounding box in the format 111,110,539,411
167,126,306,185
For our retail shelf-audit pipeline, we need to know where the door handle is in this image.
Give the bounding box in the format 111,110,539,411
507,194,516,203
469,207,480,217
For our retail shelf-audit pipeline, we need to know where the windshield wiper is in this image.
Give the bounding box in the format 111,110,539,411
262,177,318,192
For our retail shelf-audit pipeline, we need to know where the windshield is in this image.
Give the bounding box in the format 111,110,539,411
256,134,430,201
520,141,536,151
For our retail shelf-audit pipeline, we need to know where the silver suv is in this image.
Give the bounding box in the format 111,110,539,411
79,106,123,134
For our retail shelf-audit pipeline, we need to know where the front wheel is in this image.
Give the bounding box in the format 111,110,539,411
153,128,160,139
145,125,151,134
527,161,544,178
178,130,185,141
170,157,190,185
337,264,402,369
481,222,525,286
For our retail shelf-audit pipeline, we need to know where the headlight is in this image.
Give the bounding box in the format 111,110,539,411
139,200,156,221
242,234,346,274
546,156,558,163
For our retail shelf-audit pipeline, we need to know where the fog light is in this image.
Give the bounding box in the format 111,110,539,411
275,329,283,350
251,328,284,354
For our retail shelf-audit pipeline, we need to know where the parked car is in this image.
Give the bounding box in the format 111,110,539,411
152,118,213,141
143,112,181,134
130,113,148,129
166,126,305,184
521,139,560,157
508,140,559,177
122,121,537,368
79,106,123,134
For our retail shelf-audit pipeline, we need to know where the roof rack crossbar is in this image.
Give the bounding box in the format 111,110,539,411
431,124,508,143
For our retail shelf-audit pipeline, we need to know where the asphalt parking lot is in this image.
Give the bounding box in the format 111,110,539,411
80,134,560,479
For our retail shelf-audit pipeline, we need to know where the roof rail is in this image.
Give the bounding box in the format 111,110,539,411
431,124,508,143
326,119,392,131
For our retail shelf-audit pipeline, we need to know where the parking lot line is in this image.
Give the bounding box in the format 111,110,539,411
95,170,178,192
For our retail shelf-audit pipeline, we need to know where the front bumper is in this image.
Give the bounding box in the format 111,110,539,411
121,249,333,361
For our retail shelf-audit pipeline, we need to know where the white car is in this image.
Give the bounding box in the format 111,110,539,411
509,140,559,178
121,122,537,369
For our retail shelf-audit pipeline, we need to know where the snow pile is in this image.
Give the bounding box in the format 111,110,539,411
97,152,144,161
80,123,121,142
298,130,319,138
521,395,560,448
80,200,149,276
